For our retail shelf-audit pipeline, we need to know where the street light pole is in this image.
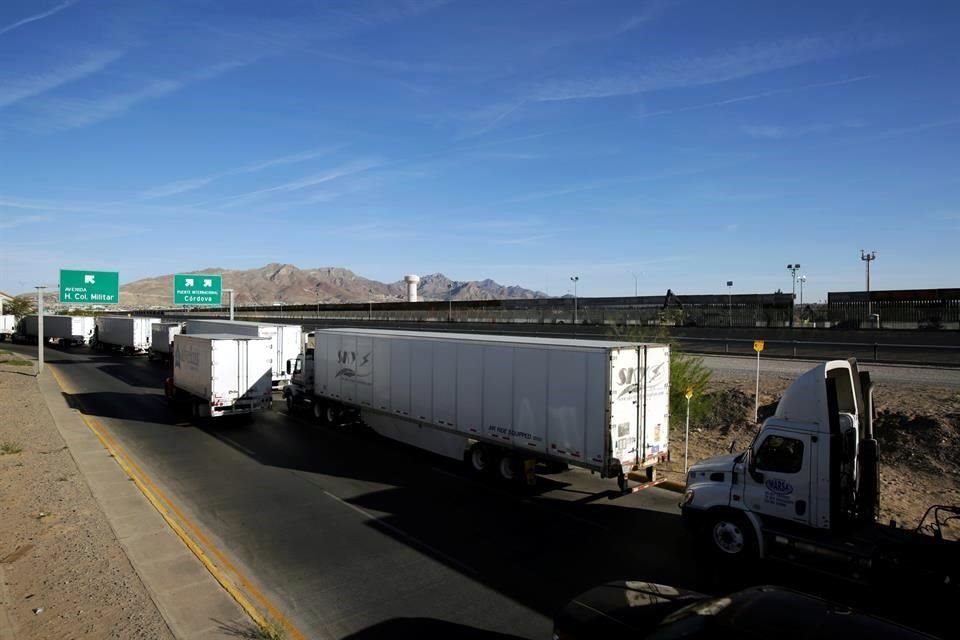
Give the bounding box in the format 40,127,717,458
861,250,877,318
632,273,638,297
35,286,47,373
726,280,733,327
798,276,806,306
786,263,800,327
570,276,579,324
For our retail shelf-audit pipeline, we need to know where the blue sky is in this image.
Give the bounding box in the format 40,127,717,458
1,0,958,302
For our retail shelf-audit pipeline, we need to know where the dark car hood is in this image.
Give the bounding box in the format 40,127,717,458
554,581,704,638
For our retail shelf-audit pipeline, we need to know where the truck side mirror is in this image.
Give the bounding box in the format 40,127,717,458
285,359,292,375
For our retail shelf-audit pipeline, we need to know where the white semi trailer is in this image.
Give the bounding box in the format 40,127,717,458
148,322,182,361
183,319,302,388
0,315,16,341
164,334,273,418
20,315,95,346
285,328,670,488
94,316,160,353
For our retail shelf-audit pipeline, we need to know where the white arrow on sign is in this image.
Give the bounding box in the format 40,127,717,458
185,278,194,287
84,274,96,284
203,279,213,288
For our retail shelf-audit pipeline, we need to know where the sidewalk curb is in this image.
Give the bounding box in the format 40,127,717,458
35,365,259,640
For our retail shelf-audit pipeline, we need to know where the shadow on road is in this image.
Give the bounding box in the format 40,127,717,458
342,618,527,639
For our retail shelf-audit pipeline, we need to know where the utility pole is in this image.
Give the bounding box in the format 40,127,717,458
798,275,806,306
36,286,47,373
861,250,877,318
570,276,579,324
786,264,800,327
632,273,638,297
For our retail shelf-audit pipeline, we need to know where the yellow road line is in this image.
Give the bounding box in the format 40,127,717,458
48,365,306,640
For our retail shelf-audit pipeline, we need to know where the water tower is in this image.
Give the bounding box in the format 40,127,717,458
403,274,420,303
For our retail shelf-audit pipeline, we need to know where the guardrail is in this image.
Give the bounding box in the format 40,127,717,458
675,336,960,368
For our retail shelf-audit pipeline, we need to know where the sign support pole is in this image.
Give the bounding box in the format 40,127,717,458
223,288,235,321
753,340,765,424
684,387,693,474
36,286,46,373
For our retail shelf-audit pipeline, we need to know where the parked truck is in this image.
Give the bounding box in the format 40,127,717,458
682,358,958,597
148,322,182,361
94,316,160,353
284,328,670,488
0,315,15,341
18,314,95,346
164,333,273,418
184,319,302,388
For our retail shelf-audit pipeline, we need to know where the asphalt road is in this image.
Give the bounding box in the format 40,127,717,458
700,355,960,387
8,342,694,639
7,342,953,638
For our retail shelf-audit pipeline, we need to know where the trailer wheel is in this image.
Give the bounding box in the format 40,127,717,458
496,455,518,483
706,513,756,561
467,444,492,474
312,401,323,422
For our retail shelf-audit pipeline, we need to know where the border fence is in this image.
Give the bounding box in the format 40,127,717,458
828,289,960,329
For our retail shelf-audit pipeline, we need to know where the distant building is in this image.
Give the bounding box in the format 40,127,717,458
0,291,12,303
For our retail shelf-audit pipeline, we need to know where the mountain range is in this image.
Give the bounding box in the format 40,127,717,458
110,264,546,308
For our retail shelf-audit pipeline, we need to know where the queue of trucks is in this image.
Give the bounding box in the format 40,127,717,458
9,314,959,578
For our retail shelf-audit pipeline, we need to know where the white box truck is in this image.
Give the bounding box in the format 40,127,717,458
184,319,301,388
148,322,182,361
285,329,670,488
94,316,160,353
164,334,273,418
0,315,16,341
20,315,95,346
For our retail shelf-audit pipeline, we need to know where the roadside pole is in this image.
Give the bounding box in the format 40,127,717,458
684,387,693,473
36,285,47,373
753,340,765,423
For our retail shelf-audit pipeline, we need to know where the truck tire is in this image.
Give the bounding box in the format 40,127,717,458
496,454,518,483
312,401,323,423
285,395,295,414
467,444,492,474
705,512,756,562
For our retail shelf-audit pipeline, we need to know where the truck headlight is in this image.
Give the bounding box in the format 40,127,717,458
682,489,695,507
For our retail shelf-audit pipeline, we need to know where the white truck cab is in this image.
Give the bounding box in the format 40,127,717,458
682,359,878,562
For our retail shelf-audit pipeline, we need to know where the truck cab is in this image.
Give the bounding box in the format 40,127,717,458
282,332,316,415
682,359,884,568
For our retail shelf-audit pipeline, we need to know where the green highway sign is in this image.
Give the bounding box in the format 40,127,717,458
59,269,120,305
173,274,222,305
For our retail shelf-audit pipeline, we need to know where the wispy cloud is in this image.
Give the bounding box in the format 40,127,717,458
857,116,960,142
491,233,552,245
0,49,124,109
528,33,894,102
212,158,384,208
613,0,671,36
30,55,263,132
140,147,339,199
470,151,543,160
0,0,77,36
742,119,866,139
0,214,51,230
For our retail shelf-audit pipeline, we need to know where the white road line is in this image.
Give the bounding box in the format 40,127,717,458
322,490,481,577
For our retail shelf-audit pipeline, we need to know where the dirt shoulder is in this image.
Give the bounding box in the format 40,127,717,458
0,358,174,639
661,366,960,537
